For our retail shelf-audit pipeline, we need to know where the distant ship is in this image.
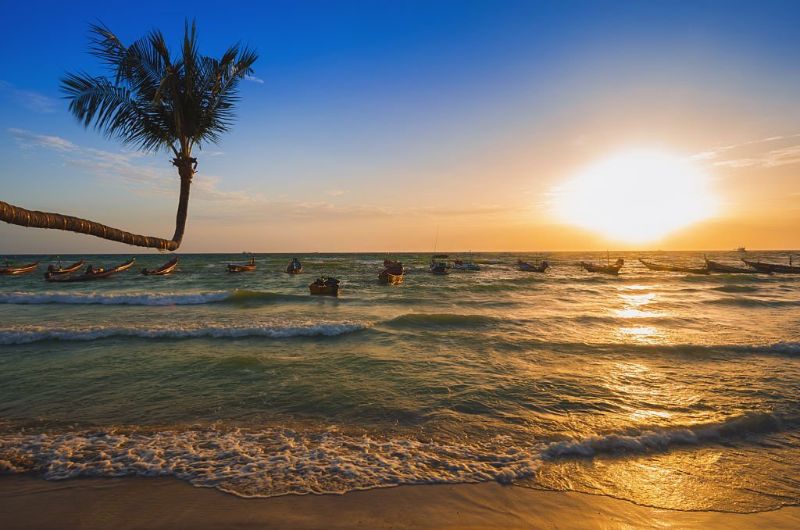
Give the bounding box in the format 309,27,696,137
736,246,747,252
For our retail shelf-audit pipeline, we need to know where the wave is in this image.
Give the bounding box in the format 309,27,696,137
0,322,369,345
0,289,310,307
0,428,539,497
541,412,790,460
707,297,800,308
383,313,504,330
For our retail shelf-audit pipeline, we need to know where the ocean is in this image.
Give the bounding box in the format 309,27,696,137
1,251,798,513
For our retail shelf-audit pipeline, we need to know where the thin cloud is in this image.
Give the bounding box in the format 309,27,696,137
694,133,800,169
244,75,264,84
0,81,59,113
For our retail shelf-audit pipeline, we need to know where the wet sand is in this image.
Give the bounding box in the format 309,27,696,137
1,476,799,529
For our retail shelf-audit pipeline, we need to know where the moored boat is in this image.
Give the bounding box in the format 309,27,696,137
742,258,800,274
142,256,179,276
580,258,624,275
430,255,449,275
45,259,84,278
286,257,303,274
705,258,762,274
0,261,39,276
518,259,549,272
310,276,340,296
452,259,480,271
228,256,256,273
638,258,708,275
379,259,404,285
45,258,136,282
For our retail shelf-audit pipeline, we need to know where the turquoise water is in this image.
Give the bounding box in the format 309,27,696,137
1,251,799,511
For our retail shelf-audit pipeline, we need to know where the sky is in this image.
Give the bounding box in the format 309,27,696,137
1,0,799,253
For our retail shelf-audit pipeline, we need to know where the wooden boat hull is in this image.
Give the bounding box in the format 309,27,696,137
45,258,136,282
742,260,800,274
286,266,303,274
580,261,622,275
310,283,340,296
639,259,708,275
705,260,762,274
142,257,179,276
45,260,85,277
378,271,404,285
0,262,39,275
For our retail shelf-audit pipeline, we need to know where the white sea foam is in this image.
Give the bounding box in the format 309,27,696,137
0,322,369,344
0,428,539,497
0,291,231,306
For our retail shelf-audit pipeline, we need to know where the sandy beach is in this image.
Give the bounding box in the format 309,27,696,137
1,476,798,529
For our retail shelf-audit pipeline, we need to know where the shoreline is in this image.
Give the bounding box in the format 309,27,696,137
1,476,799,529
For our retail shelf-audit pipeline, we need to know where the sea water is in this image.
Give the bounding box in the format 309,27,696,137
0,251,798,512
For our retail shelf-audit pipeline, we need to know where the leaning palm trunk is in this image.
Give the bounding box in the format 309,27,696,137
2,22,257,251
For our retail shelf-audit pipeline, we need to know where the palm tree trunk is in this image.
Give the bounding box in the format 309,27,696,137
1,155,196,251
0,200,180,251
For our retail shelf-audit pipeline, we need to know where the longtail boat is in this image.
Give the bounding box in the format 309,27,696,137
452,259,481,271
45,259,84,278
0,261,39,276
45,258,136,282
518,259,549,272
742,259,800,274
286,258,303,274
228,257,256,273
581,258,624,275
638,258,708,275
379,259,404,285
142,256,179,276
705,258,762,274
310,277,340,296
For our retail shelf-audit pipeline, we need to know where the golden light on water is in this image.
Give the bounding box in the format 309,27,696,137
554,150,718,243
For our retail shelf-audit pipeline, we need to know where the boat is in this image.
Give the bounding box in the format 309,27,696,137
580,258,624,275
228,256,256,273
286,258,303,274
452,259,481,271
310,276,340,296
44,259,84,278
378,259,404,285
741,258,800,274
0,261,39,276
142,256,179,276
705,258,762,274
638,258,708,275
430,255,449,275
736,247,747,252
518,259,549,273
45,258,136,282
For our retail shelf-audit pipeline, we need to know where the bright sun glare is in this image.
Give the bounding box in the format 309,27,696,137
554,150,718,243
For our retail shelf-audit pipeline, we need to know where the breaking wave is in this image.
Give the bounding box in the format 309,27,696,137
0,322,369,345
542,412,790,459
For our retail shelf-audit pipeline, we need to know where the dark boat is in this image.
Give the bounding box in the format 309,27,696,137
45,259,84,278
430,255,449,275
705,258,762,274
580,258,624,275
0,261,39,276
286,258,303,274
310,276,340,296
379,259,404,285
45,258,136,282
518,259,549,272
228,256,256,273
142,256,179,276
638,258,708,275
742,258,800,274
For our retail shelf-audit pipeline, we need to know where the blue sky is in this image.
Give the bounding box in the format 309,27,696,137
1,1,799,252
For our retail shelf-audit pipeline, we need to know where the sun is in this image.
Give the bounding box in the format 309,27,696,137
553,149,718,243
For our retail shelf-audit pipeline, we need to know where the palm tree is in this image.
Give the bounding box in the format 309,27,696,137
0,21,257,251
